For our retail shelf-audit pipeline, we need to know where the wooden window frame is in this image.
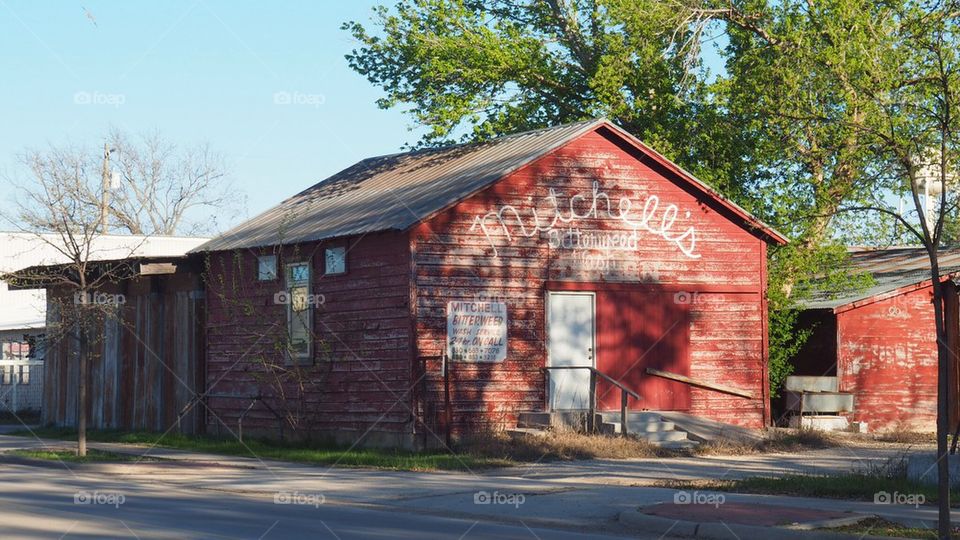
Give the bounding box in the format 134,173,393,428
257,254,278,281
284,261,313,365
324,245,347,276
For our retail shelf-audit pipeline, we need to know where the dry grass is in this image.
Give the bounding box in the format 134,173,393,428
828,517,956,538
692,427,842,456
869,431,936,445
460,428,668,462
462,426,849,463
758,428,843,451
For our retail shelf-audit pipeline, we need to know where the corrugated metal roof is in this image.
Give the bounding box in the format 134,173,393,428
194,119,604,252
194,118,787,253
0,233,208,330
803,246,960,310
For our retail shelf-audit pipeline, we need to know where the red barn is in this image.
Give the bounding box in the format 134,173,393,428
792,247,960,432
194,119,786,448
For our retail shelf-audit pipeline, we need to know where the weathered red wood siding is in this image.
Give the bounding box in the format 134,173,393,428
202,231,414,446
836,285,939,431
411,128,768,433
42,271,205,434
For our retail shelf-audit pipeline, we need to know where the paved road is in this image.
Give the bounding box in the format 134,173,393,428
0,462,661,539
0,433,947,538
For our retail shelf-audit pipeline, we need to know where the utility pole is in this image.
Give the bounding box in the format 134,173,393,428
100,143,112,233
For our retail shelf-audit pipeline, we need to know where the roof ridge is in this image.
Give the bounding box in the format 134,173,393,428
192,117,785,253
347,117,605,163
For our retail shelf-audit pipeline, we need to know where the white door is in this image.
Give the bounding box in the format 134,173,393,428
547,292,595,410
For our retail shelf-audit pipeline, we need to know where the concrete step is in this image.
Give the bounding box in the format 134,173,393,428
505,427,548,439
515,410,699,448
601,420,676,434
656,439,700,450
655,411,763,444
788,414,850,431
599,411,665,424
632,421,675,433
635,429,690,443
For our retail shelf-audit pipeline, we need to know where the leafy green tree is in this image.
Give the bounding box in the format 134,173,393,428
344,0,879,398
673,1,960,534
344,0,746,191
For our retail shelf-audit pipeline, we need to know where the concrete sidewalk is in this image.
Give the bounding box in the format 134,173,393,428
0,433,946,537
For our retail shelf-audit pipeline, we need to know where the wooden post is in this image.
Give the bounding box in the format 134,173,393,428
588,369,597,433
443,353,451,448
621,390,629,438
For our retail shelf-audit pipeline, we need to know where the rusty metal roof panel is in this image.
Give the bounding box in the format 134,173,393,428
193,119,604,252
803,246,960,310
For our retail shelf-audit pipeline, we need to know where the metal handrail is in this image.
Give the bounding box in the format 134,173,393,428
541,366,640,436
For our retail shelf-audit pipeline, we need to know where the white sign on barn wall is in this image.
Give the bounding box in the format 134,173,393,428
446,301,507,362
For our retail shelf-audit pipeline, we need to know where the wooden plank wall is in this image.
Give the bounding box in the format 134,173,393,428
836,285,941,431
41,272,205,434
411,129,768,435
202,231,414,443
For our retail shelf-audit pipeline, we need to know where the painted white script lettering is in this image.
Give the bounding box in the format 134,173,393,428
469,182,699,258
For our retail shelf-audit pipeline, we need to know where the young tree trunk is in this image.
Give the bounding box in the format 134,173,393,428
77,314,88,458
928,256,951,540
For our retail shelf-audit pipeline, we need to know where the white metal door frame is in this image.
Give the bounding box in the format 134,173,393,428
545,291,596,410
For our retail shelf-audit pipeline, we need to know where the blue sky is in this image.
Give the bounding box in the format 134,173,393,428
1,2,730,235
0,1,416,231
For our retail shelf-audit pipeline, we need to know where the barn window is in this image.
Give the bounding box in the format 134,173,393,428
324,246,346,275
257,255,277,281
285,262,312,363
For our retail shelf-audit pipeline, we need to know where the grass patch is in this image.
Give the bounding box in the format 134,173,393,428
461,429,666,461
10,427,511,471
12,426,667,468
657,472,960,507
0,409,41,424
8,448,148,463
828,517,957,538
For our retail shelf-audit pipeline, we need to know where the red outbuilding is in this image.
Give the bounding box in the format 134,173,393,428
791,247,960,432
194,119,787,448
